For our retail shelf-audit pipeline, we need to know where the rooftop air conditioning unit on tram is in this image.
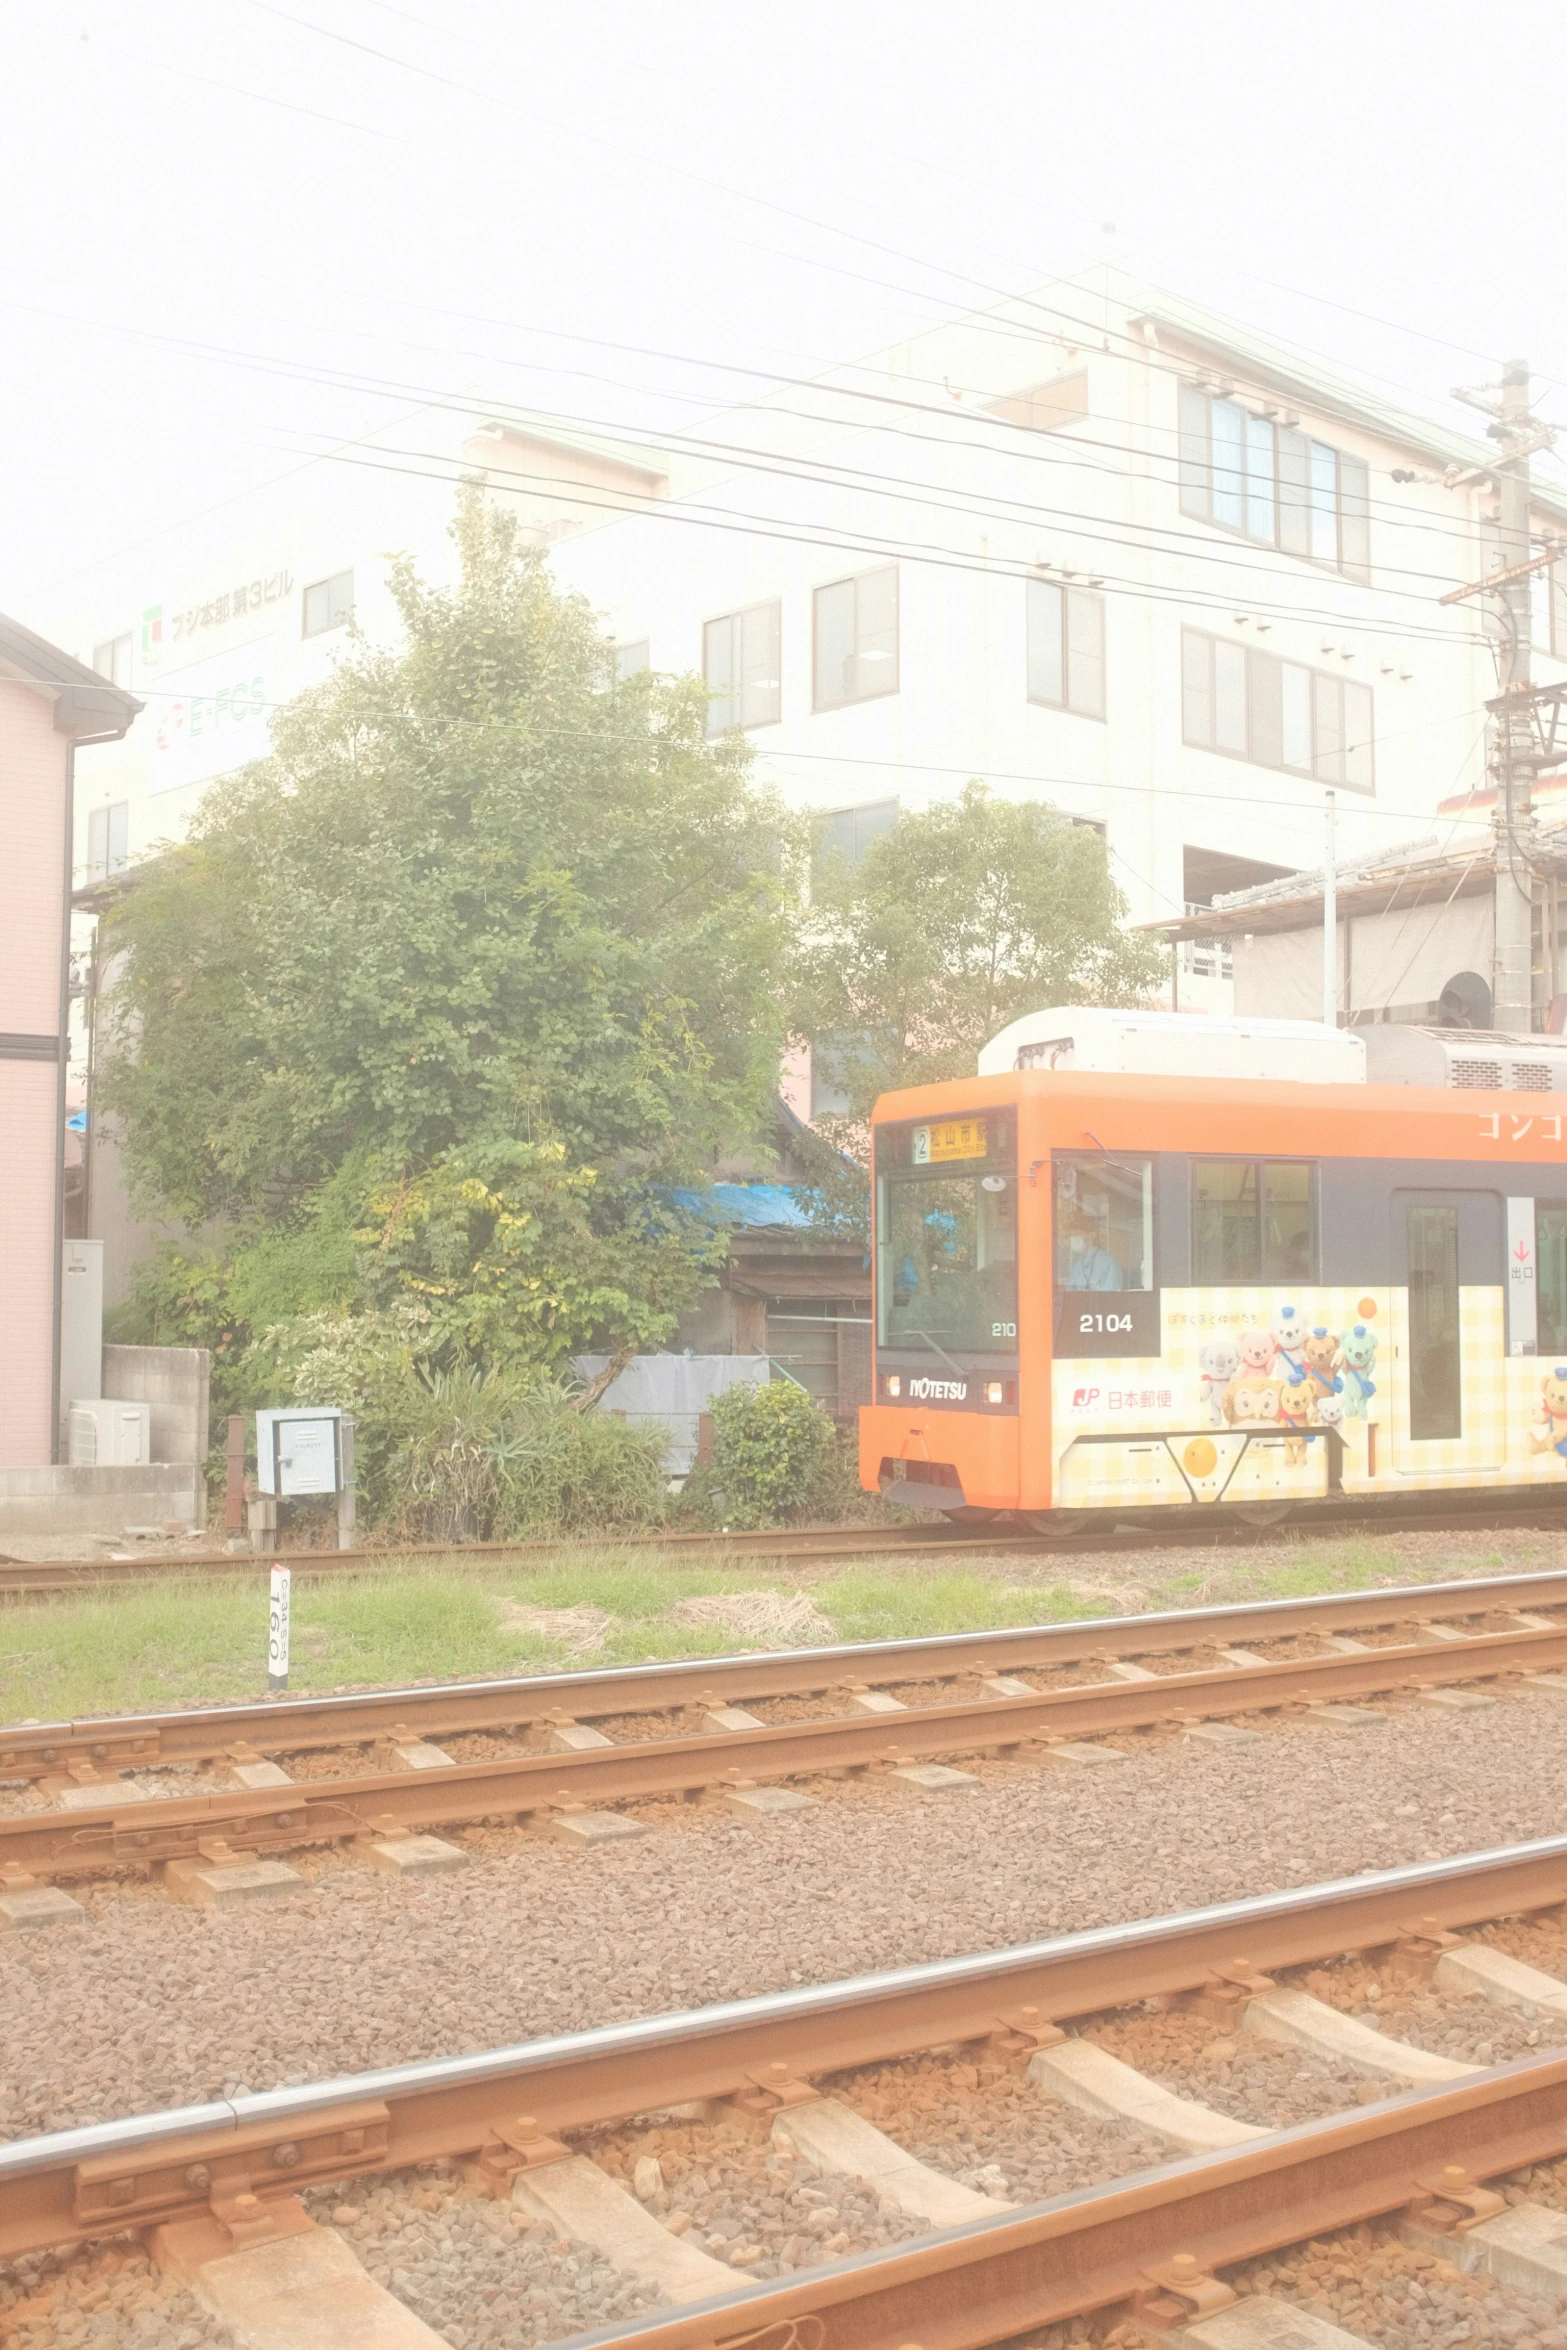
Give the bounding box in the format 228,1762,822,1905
1360,1027,1567,1091
977,1007,1367,1085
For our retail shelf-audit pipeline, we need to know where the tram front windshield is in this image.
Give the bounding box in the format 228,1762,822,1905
877,1171,1018,1356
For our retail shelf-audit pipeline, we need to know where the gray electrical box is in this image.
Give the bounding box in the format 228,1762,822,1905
59,1238,104,1437
256,1407,342,1497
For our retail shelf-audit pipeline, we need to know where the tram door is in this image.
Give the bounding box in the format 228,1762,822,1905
1389,1190,1503,1477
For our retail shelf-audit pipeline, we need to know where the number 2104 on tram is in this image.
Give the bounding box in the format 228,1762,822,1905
857,1006,1567,1529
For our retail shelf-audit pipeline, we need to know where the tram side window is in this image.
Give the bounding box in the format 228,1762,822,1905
1193,1161,1316,1283
1054,1156,1153,1291
1540,1206,1567,1356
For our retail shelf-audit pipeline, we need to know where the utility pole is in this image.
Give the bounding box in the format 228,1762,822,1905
1446,360,1557,1033
1494,359,1536,1033
1322,789,1337,1028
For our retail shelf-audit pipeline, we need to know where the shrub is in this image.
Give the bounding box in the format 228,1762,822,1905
384,1367,668,1544
705,1378,834,1527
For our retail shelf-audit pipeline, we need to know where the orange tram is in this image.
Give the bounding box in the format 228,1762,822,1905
857,1009,1567,1529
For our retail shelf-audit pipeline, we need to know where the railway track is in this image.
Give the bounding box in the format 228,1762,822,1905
7,1569,1567,1897
6,1487,1567,1595
13,1838,1567,2349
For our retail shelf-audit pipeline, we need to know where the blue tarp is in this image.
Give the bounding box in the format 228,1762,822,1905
669,1183,815,1231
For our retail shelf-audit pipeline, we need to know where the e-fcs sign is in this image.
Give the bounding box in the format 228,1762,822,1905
146,640,272,795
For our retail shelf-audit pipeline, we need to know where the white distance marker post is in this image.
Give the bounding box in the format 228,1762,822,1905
268,1565,291,1694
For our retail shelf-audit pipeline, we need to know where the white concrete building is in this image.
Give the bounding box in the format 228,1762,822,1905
542,277,1567,1069
47,271,1567,1104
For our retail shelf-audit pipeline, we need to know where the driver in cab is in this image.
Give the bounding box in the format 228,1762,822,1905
1059,1191,1124,1291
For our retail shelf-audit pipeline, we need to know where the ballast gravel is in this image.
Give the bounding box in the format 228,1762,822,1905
1211,2218,1567,2350
1295,1956,1554,2067
1083,2008,1371,2127
299,2168,665,2350
831,2049,1167,2201
9,1690,1567,2139
584,2110,926,2274
0,2239,234,2350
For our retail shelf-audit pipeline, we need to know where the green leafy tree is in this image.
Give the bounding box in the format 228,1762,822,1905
794,780,1161,1128
103,489,796,1395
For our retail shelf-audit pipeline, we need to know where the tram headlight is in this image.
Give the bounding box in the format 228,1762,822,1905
885,1374,902,1399
985,1381,1005,1405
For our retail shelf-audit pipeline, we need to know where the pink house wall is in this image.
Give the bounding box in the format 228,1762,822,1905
0,677,67,1467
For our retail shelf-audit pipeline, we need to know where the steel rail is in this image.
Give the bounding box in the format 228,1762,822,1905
6,1566,1567,1779
7,1835,1567,2261
6,1620,1567,1881
6,1489,1567,1597
558,2058,1567,2350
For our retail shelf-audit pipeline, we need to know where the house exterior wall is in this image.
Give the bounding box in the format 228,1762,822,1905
0,678,68,1468
1232,894,1495,1023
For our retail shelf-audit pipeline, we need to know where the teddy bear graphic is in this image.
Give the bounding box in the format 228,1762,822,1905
1197,1337,1241,1426
1271,1306,1306,1380
1338,1324,1377,1418
1530,1366,1567,1462
1236,1328,1275,1376
1314,1390,1346,1433
1277,1369,1314,1462
1302,1326,1342,1404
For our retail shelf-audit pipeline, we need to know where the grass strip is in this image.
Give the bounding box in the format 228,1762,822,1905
0,1526,1533,1725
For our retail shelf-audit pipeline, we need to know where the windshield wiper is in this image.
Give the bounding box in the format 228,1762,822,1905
904,1327,966,1377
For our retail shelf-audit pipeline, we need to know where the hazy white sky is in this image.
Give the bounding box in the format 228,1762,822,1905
5,0,1566,612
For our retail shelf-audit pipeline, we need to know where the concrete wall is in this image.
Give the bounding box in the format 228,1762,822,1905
0,1462,201,1539
0,677,68,1469
0,1345,209,1537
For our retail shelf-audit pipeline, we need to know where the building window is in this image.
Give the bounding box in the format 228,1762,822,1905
84,802,129,883
986,372,1089,432
92,635,132,687
1193,1160,1316,1283
1026,579,1106,718
813,566,898,711
1182,627,1374,791
703,601,781,735
1178,384,1371,582
813,798,898,886
615,639,650,681
302,570,354,638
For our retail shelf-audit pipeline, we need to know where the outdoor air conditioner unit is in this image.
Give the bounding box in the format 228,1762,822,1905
67,1399,151,1467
